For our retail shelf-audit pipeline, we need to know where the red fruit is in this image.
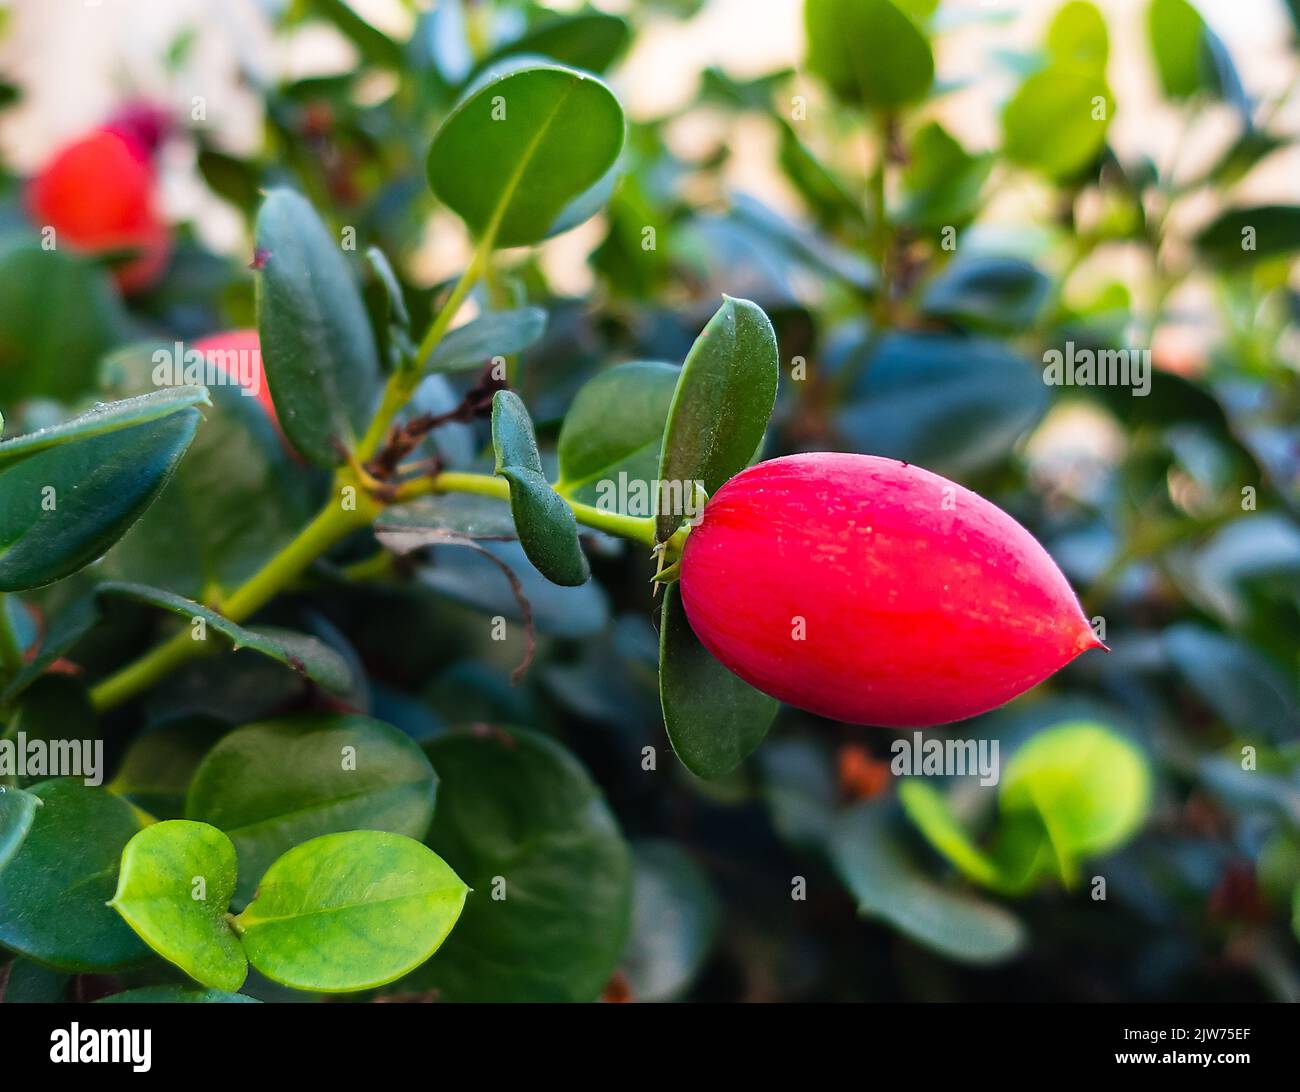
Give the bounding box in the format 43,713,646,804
677,452,1102,727
26,129,170,293
193,330,278,423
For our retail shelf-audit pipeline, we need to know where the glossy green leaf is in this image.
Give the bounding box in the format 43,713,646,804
835,333,1048,478
427,62,625,248
1000,721,1151,885
920,256,1050,332
804,0,934,108
428,307,547,372
97,986,259,1003
829,802,1025,965
491,389,590,587
0,241,126,404
1002,65,1112,179
186,714,438,905
234,830,467,992
410,726,632,1002
1195,205,1300,268
0,388,206,591
96,582,353,694
659,582,778,779
621,840,719,1002
0,785,39,875
99,346,320,599
655,296,778,542
254,188,382,465
555,361,680,507
109,820,247,992
0,780,149,970
0,957,70,1002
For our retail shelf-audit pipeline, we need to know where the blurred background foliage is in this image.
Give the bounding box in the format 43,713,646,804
0,0,1297,1002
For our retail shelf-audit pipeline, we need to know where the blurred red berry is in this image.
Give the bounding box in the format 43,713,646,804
678,452,1103,726
193,329,278,424
26,128,170,293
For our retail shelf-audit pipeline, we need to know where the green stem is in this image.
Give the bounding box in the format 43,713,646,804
90,483,374,712
0,594,23,679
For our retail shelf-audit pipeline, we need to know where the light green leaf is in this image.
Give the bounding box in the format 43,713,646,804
234,830,467,993
659,582,778,779
254,188,382,465
109,820,247,992
1046,1,1109,72
491,389,590,586
804,0,934,108
655,296,778,542
555,361,680,507
186,714,438,906
427,61,625,248
897,780,1004,889
0,780,149,970
1002,65,1113,179
1147,0,1212,99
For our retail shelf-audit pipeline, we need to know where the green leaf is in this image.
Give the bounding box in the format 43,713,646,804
428,307,547,372
302,0,402,69
899,121,993,230
897,780,1004,889
109,820,247,992
186,714,438,906
233,830,467,993
97,986,258,1003
829,802,1025,964
1046,1,1109,72
1000,721,1151,886
475,12,631,77
659,582,778,779
0,785,39,875
0,780,149,970
655,296,778,542
96,582,353,694
1147,0,1216,99
0,242,126,404
1002,64,1112,179
0,388,206,591
1195,205,1300,268
109,717,230,819
254,188,382,465
920,256,1049,332
411,726,632,1002
491,390,590,587
804,0,934,108
835,333,1048,478
555,361,680,507
621,840,719,1002
426,61,625,248
98,346,320,599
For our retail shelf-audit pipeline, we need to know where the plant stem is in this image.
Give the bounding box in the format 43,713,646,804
90,482,375,712
0,594,23,679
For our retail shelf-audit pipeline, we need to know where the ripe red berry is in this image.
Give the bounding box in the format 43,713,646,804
26,128,170,294
677,452,1102,727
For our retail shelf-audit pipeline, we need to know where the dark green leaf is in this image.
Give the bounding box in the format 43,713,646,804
1195,205,1300,267
492,390,590,586
0,785,39,875
109,820,246,991
254,188,382,465
0,780,149,970
555,361,680,508
410,726,632,1002
234,830,467,992
186,714,438,905
804,0,934,108
921,255,1050,332
109,717,230,819
899,121,993,229
428,307,547,372
475,12,631,77
0,389,206,591
97,986,258,1003
659,582,778,779
655,296,778,541
427,62,625,248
